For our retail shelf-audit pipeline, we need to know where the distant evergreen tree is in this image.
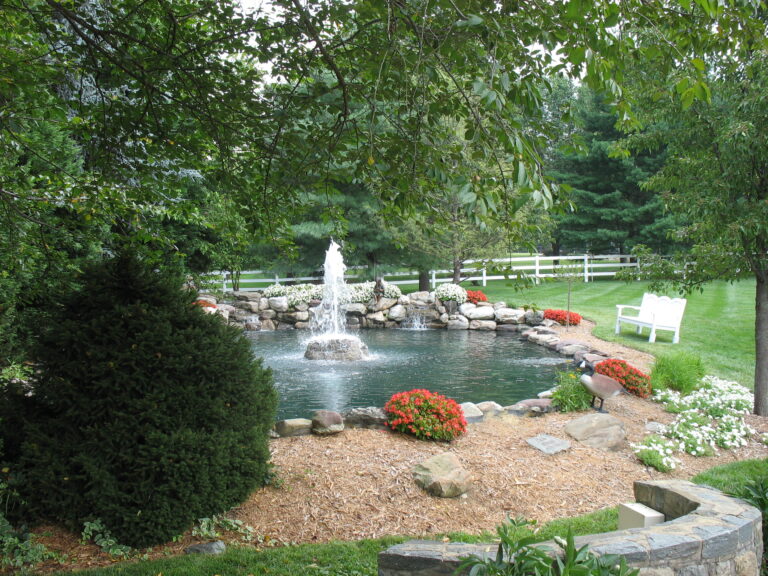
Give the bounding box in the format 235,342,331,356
16,251,277,547
549,88,676,255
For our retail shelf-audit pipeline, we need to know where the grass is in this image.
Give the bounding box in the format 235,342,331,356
692,458,768,497
474,278,756,389
55,508,618,575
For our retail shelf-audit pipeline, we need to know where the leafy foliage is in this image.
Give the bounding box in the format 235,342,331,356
15,252,277,547
551,371,594,413
459,517,638,576
384,389,467,442
651,351,706,395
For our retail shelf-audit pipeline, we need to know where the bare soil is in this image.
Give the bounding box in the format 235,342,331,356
29,323,768,573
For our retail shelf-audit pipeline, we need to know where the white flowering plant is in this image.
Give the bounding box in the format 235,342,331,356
263,283,286,298
434,283,467,304
637,375,755,471
285,283,323,307
345,281,402,303
631,435,682,472
664,410,717,457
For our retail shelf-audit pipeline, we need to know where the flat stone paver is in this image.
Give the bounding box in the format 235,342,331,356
526,433,571,454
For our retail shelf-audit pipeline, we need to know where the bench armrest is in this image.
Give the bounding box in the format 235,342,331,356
616,304,641,316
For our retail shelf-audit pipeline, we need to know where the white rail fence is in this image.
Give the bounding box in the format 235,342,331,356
219,254,638,292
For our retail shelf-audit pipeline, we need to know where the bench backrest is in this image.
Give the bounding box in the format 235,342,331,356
639,293,687,325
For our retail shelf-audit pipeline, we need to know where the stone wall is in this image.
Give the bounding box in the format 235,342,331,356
215,290,543,332
377,480,762,576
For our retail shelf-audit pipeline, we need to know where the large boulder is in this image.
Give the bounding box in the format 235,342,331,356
495,307,526,324
275,418,313,437
564,413,626,451
412,453,471,498
469,319,497,331
312,410,344,435
304,335,370,360
388,304,408,322
268,296,289,312
343,407,388,429
446,315,470,330
465,306,496,320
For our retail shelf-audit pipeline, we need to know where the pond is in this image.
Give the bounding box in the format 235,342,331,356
248,329,571,420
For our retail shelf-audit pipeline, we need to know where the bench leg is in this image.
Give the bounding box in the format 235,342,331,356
649,327,657,343
673,329,680,344
615,319,621,334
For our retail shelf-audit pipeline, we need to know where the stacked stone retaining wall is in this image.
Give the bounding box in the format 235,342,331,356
377,480,762,576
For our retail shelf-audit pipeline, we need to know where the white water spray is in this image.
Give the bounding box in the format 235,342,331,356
304,240,369,360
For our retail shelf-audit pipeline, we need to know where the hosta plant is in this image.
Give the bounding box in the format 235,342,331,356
384,389,467,441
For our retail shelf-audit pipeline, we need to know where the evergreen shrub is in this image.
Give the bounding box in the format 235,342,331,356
17,252,277,547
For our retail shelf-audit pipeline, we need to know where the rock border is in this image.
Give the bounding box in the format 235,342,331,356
377,480,762,576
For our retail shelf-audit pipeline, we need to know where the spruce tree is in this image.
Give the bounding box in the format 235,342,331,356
18,252,277,547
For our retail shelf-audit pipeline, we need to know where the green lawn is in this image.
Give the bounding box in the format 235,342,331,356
474,278,756,389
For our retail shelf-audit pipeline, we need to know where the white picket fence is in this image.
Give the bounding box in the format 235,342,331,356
218,254,638,292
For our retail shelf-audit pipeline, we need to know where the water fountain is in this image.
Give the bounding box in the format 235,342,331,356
304,240,370,361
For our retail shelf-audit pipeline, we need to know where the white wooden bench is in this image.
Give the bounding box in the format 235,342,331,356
615,293,687,344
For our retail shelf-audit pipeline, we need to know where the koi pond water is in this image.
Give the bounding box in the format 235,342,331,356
248,329,570,420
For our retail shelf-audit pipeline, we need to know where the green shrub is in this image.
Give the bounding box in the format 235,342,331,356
551,371,593,412
17,251,277,548
651,351,706,395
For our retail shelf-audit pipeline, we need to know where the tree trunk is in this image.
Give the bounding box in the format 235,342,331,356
754,274,768,415
418,270,430,292
452,259,462,284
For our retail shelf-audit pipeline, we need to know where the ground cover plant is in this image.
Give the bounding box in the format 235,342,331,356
2,252,277,549
632,376,754,471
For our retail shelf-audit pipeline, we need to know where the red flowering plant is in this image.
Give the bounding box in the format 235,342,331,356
594,359,652,398
466,290,488,305
193,299,217,309
543,309,582,326
384,389,467,441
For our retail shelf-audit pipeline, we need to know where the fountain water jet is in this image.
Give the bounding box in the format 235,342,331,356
304,240,370,361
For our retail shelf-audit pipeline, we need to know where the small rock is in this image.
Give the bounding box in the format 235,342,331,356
475,401,504,416
645,421,667,434
460,402,484,423
412,453,471,498
185,541,226,555
469,319,497,331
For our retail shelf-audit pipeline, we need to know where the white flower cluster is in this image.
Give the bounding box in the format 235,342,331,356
630,435,682,471
263,283,286,298
345,281,402,303
641,375,755,470
434,283,468,304
285,284,324,307
664,411,718,456
685,375,753,417
261,281,400,306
